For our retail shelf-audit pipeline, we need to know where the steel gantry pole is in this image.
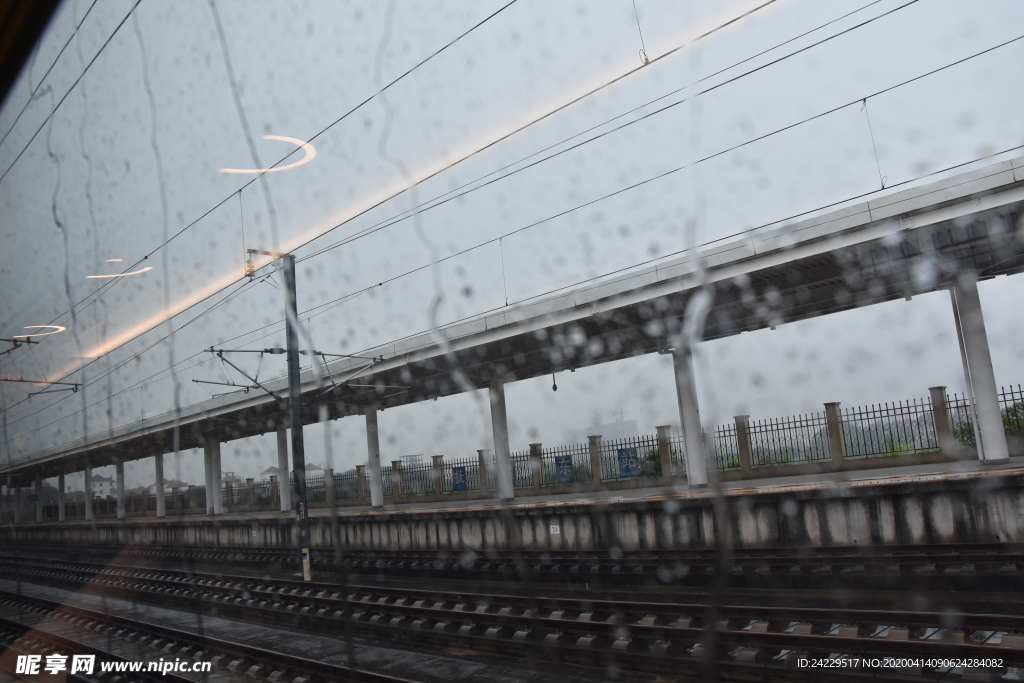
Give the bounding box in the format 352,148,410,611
281,254,313,581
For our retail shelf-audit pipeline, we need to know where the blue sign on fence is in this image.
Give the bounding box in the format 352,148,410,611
554,454,574,484
617,447,640,478
27,494,39,502
452,466,468,492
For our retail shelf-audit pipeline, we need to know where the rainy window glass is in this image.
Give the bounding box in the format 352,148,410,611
1,1,1023,681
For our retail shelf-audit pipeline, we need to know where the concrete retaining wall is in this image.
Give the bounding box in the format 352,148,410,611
6,471,1024,552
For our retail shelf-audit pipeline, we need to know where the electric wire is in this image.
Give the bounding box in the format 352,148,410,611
3,3,1016,457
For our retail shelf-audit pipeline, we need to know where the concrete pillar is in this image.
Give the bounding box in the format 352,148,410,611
12,487,20,524
355,466,367,502
276,423,292,511
246,478,255,507
929,386,956,454
365,409,384,508
489,376,515,501
587,435,603,483
529,443,544,491
83,462,94,521
476,450,490,491
269,475,279,505
34,473,43,523
391,460,404,499
951,275,1009,462
656,425,674,478
734,416,753,476
204,438,223,515
824,403,847,465
115,460,126,519
187,485,196,511
171,487,180,512
141,490,150,516
154,454,165,518
672,345,708,487
431,456,444,495
323,471,334,508
57,472,66,522
225,482,233,511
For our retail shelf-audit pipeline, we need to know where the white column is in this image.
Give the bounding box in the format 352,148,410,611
489,376,515,501
57,472,66,522
951,274,1009,462
34,473,43,522
83,462,94,521
204,438,223,515
154,454,165,518
276,423,292,511
115,460,126,519
672,344,708,487
365,409,384,508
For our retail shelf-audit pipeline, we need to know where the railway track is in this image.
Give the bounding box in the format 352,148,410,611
3,554,1022,681
0,588,415,683
8,540,1024,591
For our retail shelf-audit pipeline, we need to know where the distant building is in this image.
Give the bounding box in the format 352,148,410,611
259,464,323,479
80,473,113,498
563,419,640,445
146,479,188,494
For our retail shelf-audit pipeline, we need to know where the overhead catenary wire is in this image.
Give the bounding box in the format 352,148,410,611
2,1,1007,448
2,15,1014,437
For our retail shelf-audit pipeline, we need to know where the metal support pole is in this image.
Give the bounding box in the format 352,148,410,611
115,460,126,519
951,275,1009,462
83,462,93,521
276,422,291,511
57,472,65,522
672,345,708,487
365,409,384,508
154,454,165,518
281,254,312,581
489,375,515,501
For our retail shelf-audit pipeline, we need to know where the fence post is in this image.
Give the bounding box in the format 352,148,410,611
269,475,279,506
735,416,753,476
322,470,333,508
824,402,847,465
187,485,196,511
246,478,255,507
588,435,603,483
476,450,490,491
225,482,233,512
391,461,404,499
656,425,674,478
355,465,367,502
170,487,179,512
431,456,444,495
929,386,956,454
529,443,544,491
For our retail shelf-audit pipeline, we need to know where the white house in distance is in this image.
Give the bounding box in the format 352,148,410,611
146,479,189,494
71,473,113,498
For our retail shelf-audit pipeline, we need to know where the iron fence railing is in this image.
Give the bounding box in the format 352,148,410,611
443,456,486,493
842,398,937,458
999,384,1024,438
598,434,665,482
748,412,830,466
713,424,740,470
538,444,592,486
333,472,361,501
511,451,533,488
947,392,977,447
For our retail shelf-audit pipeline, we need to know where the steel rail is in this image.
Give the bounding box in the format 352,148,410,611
5,557,1024,667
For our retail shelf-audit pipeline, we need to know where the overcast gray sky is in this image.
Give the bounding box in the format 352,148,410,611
2,0,1022,488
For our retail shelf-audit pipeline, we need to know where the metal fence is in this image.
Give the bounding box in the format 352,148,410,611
538,444,592,486
842,398,937,458
1000,384,1024,438
947,392,977,447
747,412,831,466
333,471,361,501
597,434,670,482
